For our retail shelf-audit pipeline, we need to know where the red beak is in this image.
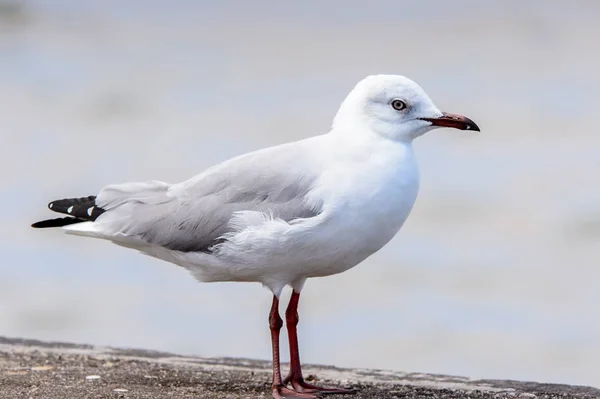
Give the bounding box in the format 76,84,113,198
420,112,480,131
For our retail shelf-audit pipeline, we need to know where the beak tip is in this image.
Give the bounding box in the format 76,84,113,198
466,121,480,132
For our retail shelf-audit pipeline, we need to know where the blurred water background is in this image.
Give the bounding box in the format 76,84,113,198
1,0,599,388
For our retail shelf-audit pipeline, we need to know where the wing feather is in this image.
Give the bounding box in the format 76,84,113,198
93,142,321,252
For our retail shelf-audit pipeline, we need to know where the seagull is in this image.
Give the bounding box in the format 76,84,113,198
32,74,479,399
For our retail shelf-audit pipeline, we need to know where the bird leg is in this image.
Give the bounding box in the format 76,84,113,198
270,295,320,399
282,291,356,395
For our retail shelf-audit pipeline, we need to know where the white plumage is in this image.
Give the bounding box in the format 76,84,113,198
61,74,466,296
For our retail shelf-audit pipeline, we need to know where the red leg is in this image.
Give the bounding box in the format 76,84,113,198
283,291,356,395
269,295,321,399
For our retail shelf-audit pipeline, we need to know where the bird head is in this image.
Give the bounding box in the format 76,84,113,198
332,74,480,141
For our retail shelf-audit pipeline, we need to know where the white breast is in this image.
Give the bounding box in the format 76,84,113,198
300,138,420,277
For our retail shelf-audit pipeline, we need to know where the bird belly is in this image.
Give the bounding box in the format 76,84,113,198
303,185,419,277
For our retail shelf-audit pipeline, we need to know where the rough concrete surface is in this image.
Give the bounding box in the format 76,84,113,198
0,336,598,399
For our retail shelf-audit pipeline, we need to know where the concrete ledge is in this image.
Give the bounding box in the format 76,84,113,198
0,336,598,398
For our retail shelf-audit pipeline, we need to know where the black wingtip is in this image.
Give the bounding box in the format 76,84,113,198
47,195,105,220
31,217,86,228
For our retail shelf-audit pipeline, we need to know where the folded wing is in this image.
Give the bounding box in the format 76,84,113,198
64,143,322,253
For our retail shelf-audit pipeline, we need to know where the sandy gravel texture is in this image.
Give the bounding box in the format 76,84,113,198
0,336,598,399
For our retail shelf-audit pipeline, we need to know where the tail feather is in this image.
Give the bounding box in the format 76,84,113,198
31,217,87,228
32,195,106,229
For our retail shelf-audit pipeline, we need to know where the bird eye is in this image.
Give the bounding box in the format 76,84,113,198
391,99,407,111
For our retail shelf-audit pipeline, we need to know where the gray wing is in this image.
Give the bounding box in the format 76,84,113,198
95,142,321,253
